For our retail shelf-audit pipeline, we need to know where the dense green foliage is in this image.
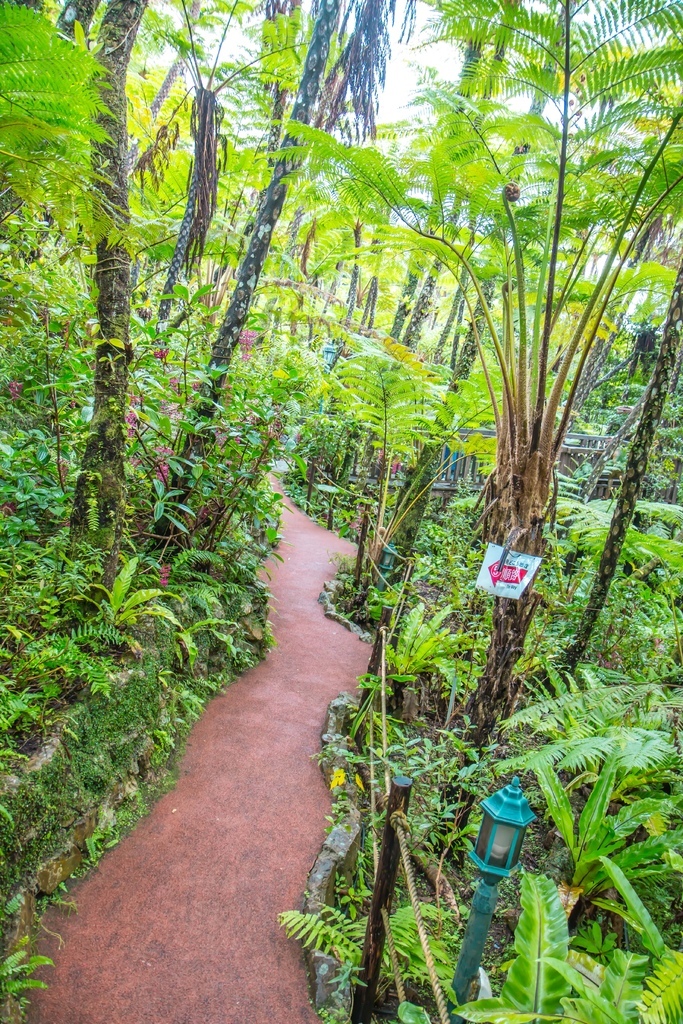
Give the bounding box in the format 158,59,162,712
3,0,683,1019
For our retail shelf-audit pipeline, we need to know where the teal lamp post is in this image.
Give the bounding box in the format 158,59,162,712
319,341,338,412
322,339,338,372
376,541,398,591
450,777,535,1023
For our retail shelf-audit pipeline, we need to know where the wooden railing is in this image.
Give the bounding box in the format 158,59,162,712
349,430,683,504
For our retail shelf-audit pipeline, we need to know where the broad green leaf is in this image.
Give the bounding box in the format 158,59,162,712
598,858,665,959
501,874,570,1015
601,950,648,1018
397,1002,431,1024
535,764,576,855
577,753,618,858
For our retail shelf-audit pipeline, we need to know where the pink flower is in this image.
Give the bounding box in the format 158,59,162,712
391,460,402,475
239,329,257,361
191,381,201,391
8,380,22,400
156,463,169,485
169,377,181,394
159,563,171,587
153,348,169,362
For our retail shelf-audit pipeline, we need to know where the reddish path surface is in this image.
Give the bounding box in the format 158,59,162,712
29,496,368,1024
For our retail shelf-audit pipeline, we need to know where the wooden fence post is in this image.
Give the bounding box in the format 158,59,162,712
306,458,317,510
368,605,392,675
354,508,369,585
351,776,413,1024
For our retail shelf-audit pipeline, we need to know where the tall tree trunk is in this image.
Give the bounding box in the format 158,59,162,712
563,258,683,671
57,0,100,34
390,269,418,340
344,221,363,327
579,390,647,499
402,262,439,351
207,0,340,391
158,171,199,324
434,286,463,364
360,275,378,329
70,0,147,588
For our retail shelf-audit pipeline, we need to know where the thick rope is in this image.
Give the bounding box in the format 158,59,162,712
392,811,451,1024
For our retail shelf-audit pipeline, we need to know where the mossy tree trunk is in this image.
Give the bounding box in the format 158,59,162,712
344,221,363,327
564,257,683,671
434,286,463,364
402,261,439,351
57,0,101,34
207,0,340,391
389,269,418,340
70,0,147,588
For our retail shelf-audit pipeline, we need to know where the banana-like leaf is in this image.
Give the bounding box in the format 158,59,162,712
455,999,559,1022
598,857,665,959
601,950,648,1019
535,765,576,855
500,874,570,1015
576,753,618,859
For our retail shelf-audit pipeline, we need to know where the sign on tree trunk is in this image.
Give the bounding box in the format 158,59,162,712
476,543,542,600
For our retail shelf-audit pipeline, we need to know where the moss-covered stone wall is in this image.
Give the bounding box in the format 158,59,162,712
0,583,269,948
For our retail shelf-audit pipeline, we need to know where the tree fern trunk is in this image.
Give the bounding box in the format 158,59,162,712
361,275,378,329
70,0,147,588
158,168,199,323
564,256,683,672
402,262,439,351
208,0,341,391
434,286,462,364
57,0,100,34
390,269,418,340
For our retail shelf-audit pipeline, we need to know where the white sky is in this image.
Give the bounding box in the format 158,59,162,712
378,4,463,124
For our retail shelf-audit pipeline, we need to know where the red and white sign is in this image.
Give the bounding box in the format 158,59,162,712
476,543,542,600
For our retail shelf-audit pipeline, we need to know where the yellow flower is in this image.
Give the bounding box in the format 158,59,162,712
330,768,346,790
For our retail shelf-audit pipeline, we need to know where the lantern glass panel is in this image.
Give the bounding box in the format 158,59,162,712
475,812,494,863
488,823,517,868
508,826,526,871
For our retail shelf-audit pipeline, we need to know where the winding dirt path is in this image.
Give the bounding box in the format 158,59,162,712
29,495,368,1024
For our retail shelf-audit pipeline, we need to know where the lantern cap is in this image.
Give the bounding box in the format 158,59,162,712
481,776,536,828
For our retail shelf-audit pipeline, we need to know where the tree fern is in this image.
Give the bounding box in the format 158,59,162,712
639,950,683,1023
0,4,106,226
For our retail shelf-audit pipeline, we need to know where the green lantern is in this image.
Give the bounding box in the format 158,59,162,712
322,340,337,372
449,778,535,1022
470,775,536,880
377,541,398,591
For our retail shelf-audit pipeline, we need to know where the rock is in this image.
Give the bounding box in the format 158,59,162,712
402,687,419,722
3,890,35,953
503,907,520,935
26,732,62,774
304,811,361,914
37,847,82,894
323,693,359,739
72,811,97,851
1,995,22,1024
310,951,351,1012
241,617,263,642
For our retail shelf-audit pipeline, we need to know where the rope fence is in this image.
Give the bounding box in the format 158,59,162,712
357,622,451,1024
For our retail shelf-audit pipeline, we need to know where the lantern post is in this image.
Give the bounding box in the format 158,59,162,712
449,776,535,1023
376,541,398,591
